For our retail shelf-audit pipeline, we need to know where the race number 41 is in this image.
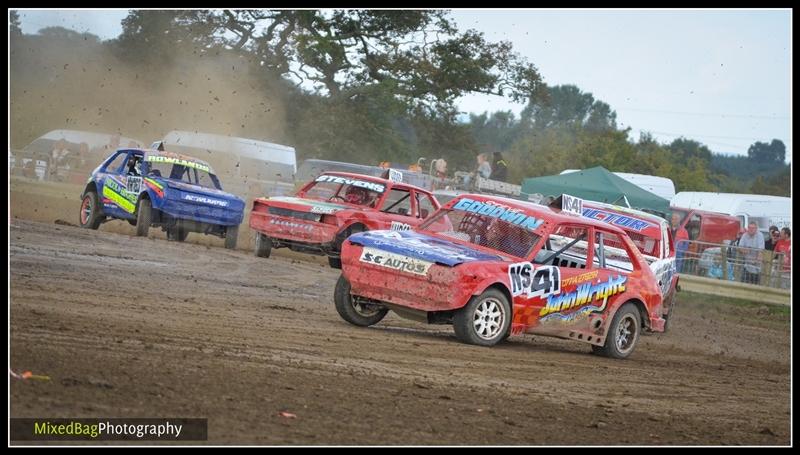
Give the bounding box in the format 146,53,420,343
508,263,561,299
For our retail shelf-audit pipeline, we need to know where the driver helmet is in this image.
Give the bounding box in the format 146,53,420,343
344,186,369,205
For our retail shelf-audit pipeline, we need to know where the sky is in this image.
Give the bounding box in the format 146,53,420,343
15,8,793,162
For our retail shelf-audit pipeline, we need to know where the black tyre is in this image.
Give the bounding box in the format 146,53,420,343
328,224,365,269
167,225,189,242
594,303,641,359
254,233,272,258
453,288,511,347
224,225,239,249
79,192,103,230
135,198,152,237
334,275,388,327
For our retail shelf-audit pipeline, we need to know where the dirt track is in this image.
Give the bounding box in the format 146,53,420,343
9,187,792,445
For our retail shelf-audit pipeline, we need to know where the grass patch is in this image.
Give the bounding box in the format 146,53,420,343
678,290,791,320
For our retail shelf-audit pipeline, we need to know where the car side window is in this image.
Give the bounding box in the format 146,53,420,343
596,231,635,273
382,188,413,217
103,152,128,173
415,192,436,219
534,225,590,269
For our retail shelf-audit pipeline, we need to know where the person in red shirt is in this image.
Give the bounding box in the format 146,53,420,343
774,227,791,272
671,213,690,272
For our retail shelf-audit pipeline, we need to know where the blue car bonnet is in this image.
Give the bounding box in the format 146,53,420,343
348,230,502,267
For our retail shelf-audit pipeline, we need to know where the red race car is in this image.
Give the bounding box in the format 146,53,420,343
249,171,442,268
335,193,667,359
580,200,679,331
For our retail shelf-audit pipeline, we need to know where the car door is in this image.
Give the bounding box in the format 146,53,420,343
97,151,135,219
589,228,639,313
513,224,597,332
101,151,141,219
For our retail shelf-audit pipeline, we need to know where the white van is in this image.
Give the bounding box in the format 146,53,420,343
560,169,676,200
670,192,791,232
157,130,297,198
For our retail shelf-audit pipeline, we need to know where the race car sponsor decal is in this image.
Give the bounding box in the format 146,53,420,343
315,175,385,193
351,230,502,266
561,194,583,216
539,274,627,317
311,205,338,214
561,270,599,287
143,177,163,190
390,221,411,231
102,178,137,213
650,257,677,298
143,177,164,198
145,154,211,173
452,198,543,231
582,208,651,231
508,263,561,299
269,219,313,231
268,197,346,214
359,246,433,276
127,176,142,194
388,168,403,183
182,194,229,207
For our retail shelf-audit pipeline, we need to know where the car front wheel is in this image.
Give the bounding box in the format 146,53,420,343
79,192,103,230
453,288,511,347
334,275,388,327
135,199,152,237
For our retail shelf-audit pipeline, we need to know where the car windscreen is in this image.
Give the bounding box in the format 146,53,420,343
419,208,541,259
301,180,382,208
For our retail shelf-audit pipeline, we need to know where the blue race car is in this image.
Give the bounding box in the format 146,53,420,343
79,148,245,249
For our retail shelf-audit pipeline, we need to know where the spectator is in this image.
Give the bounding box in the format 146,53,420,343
764,225,780,251
774,227,791,273
671,213,689,273
433,158,447,178
476,153,492,179
49,139,71,180
738,221,765,285
491,151,508,182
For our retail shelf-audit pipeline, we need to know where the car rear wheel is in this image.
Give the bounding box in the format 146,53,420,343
135,199,152,237
329,225,365,269
79,192,103,230
334,275,388,327
254,233,272,258
225,225,239,250
593,303,641,359
453,288,511,347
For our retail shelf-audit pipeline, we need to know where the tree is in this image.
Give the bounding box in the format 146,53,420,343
750,167,790,196
170,10,546,111
747,139,786,163
36,26,101,43
520,84,616,131
10,10,21,36
668,138,712,164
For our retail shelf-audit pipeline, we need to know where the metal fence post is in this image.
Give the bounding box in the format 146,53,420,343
721,244,729,281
